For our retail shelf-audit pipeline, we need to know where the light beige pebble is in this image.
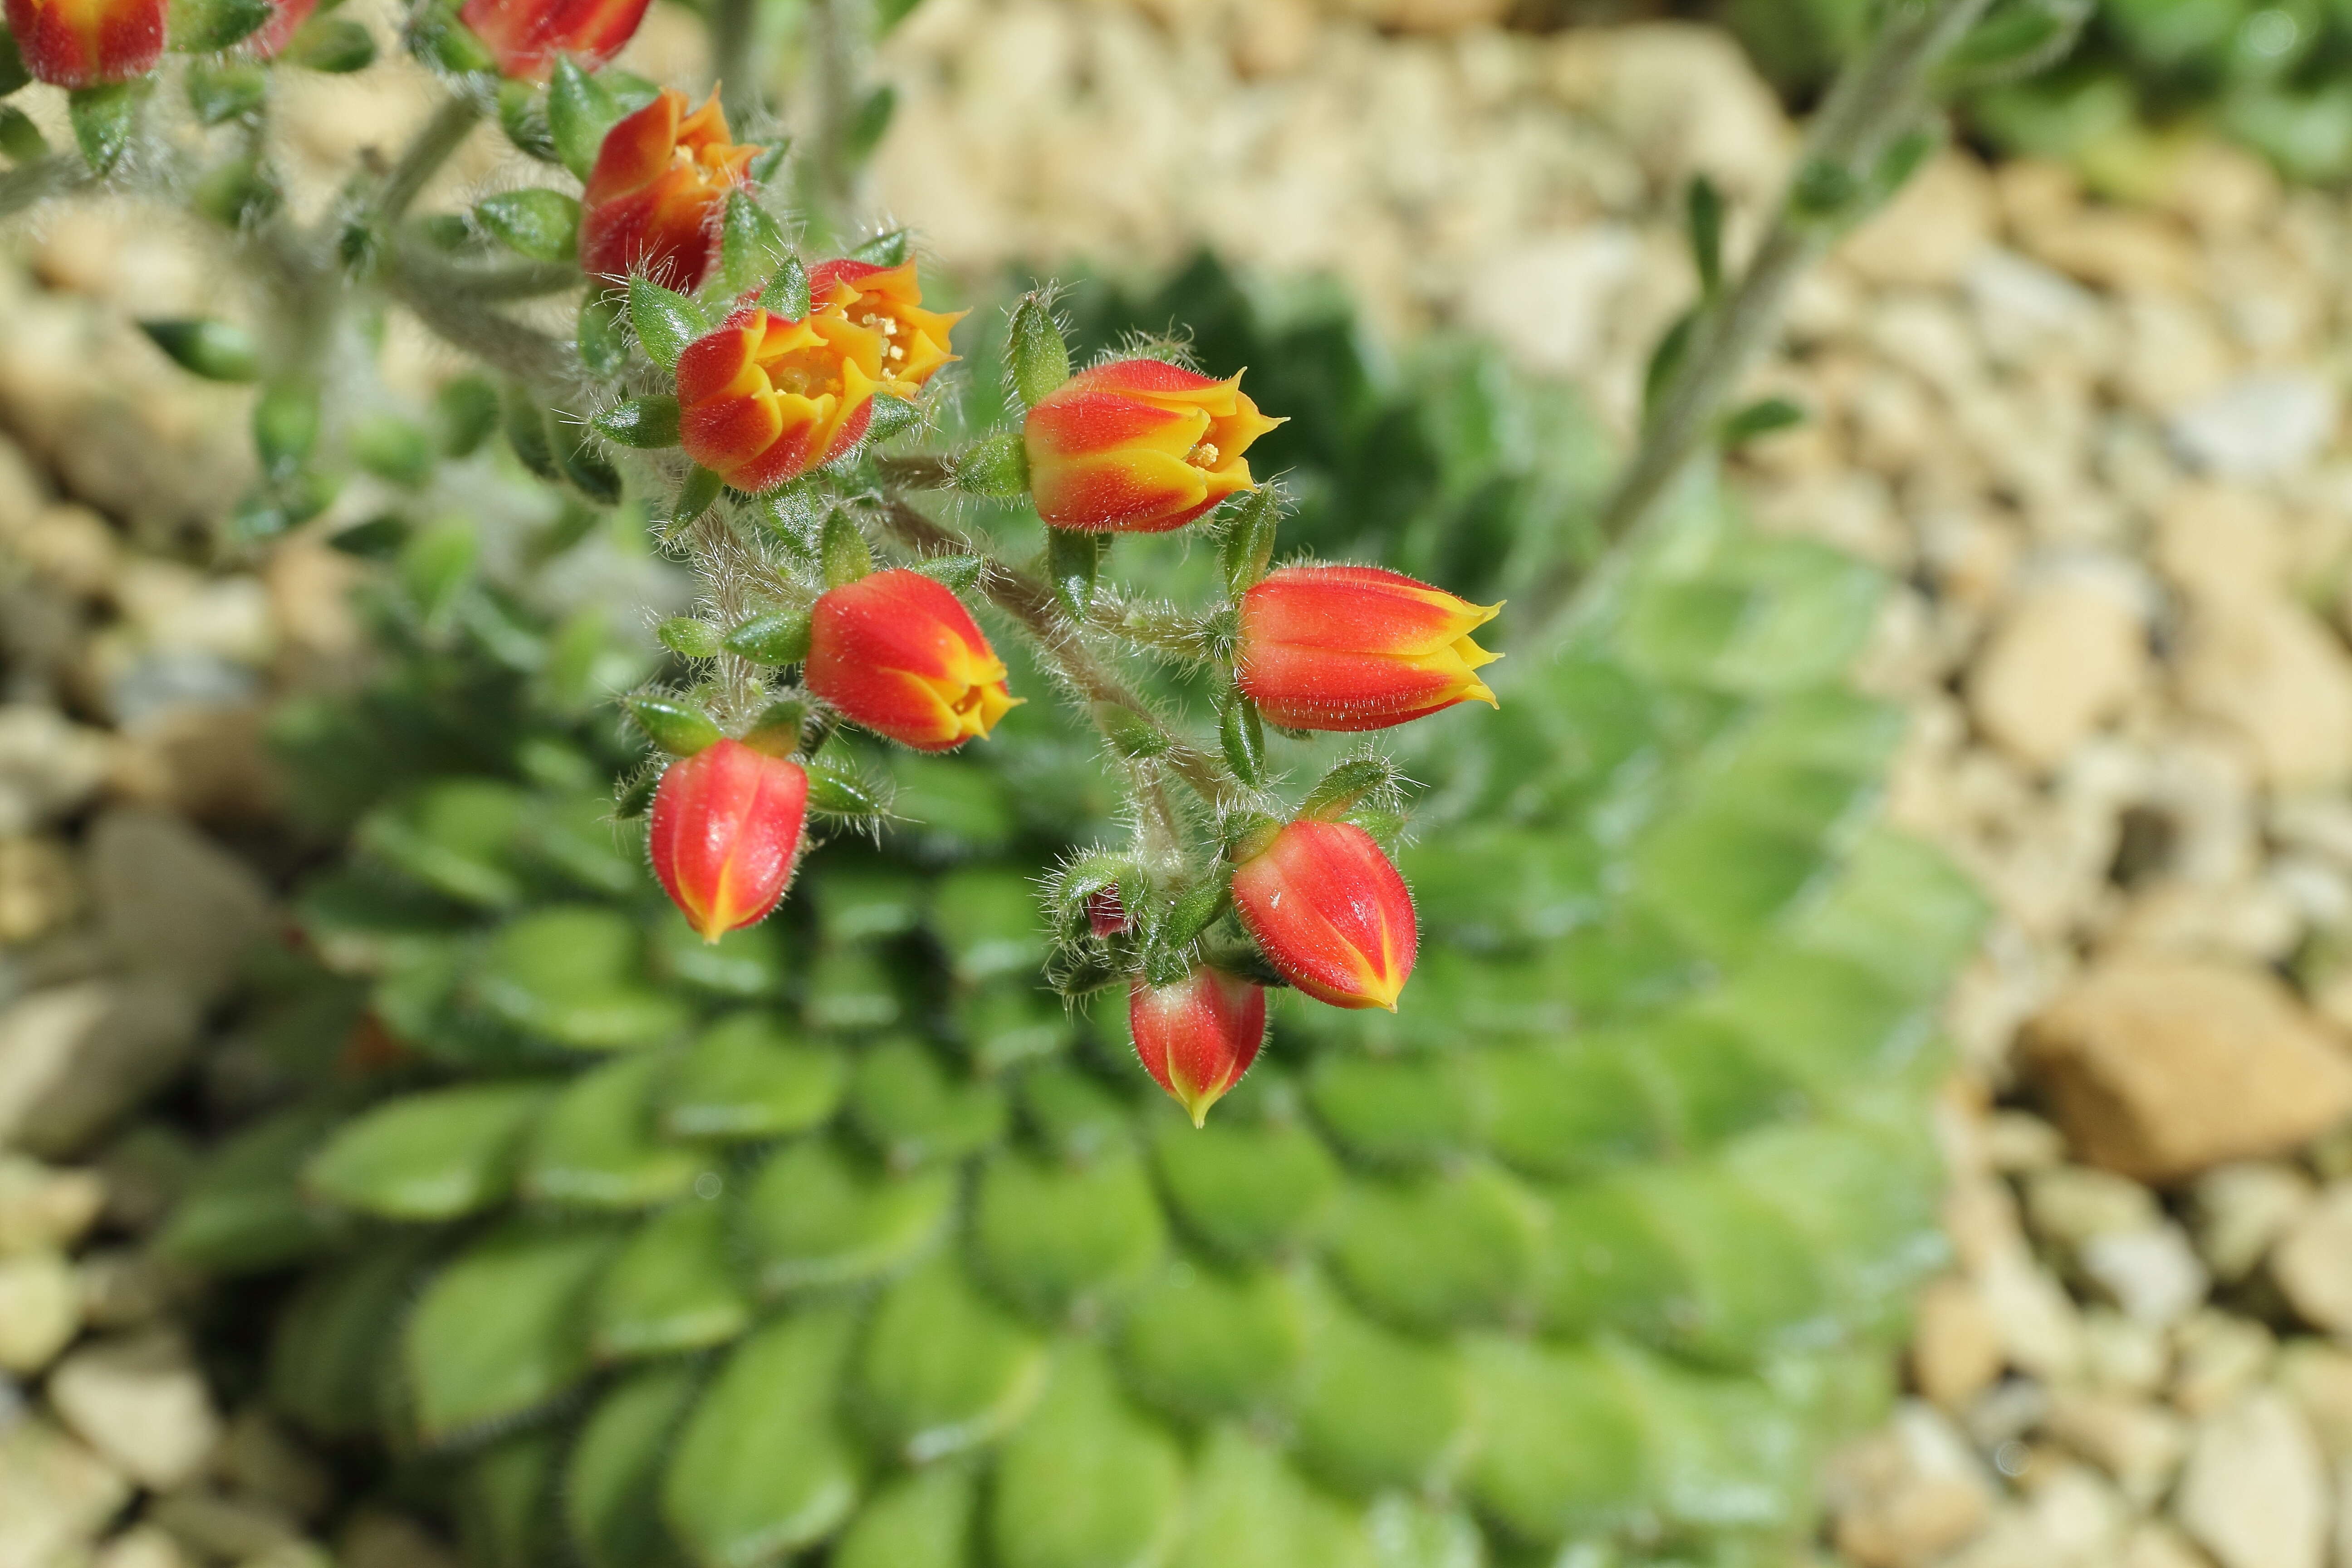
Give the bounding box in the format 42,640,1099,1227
2174,1389,2328,1568
1838,153,1997,289
1965,569,2148,772
2169,1310,2277,1418
76,1248,176,1331
1824,1400,1995,1568
144,1491,301,1563
2120,1519,2220,1568
48,1330,225,1491
2156,483,2286,612
2019,958,2352,1184
2027,206,2202,294
0,1248,81,1373
1943,1461,2127,1568
2078,1225,2210,1329
2041,1387,2189,1507
1983,1110,2066,1174
1911,1274,2005,1410
2079,1306,2171,1396
0,1155,106,1254
91,1527,192,1568
2270,1181,2352,1338
0,980,202,1161
0,1418,132,1568
0,834,82,946
2176,600,2352,793
2274,1339,2352,1459
337,1512,465,1568
1975,1247,2087,1382
215,1412,334,1524
2025,1166,2162,1249
2190,1161,2317,1281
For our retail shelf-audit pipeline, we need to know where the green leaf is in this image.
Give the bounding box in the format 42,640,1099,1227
0,105,44,162
721,608,811,665
595,394,681,449
522,1053,709,1210
456,1432,561,1568
661,1012,847,1141
672,465,723,525
578,290,630,378
1686,173,1724,297
167,0,270,52
1473,1044,1667,1182
1305,1053,1476,1170
566,1364,697,1568
1218,696,1264,786
160,1105,345,1273
716,191,790,297
556,408,625,502
140,315,260,383
661,1307,862,1566
269,1235,435,1437
1167,1426,1367,1568
1641,307,1699,430
988,1346,1185,1568
496,78,559,164
254,380,320,478
279,13,375,70
854,1258,1049,1462
183,59,264,124
804,940,902,1028
477,906,691,1051
589,1197,753,1360
1720,396,1806,447
656,616,720,659
835,1468,976,1568
1149,1117,1338,1262
1117,1262,1306,1426
740,1137,954,1294
846,1038,1008,1169
629,276,708,373
436,373,501,456
0,29,27,96
549,57,622,181
1005,294,1070,408
875,0,930,31
931,867,1046,984
847,84,896,161
1324,1164,1544,1332
403,1222,618,1445
972,1147,1165,1321
504,387,560,480
627,696,723,756
303,1083,553,1220
1291,1285,1471,1496
1459,1338,1647,1545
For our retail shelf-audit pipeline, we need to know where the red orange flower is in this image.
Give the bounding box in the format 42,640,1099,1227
676,260,963,493
5,0,163,86
1235,564,1499,732
457,0,647,79
1023,358,1281,533
579,88,756,290
804,568,1018,752
1129,968,1266,1127
648,738,809,942
1230,818,1417,1011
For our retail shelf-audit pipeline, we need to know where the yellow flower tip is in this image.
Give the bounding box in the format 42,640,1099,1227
1463,675,1501,711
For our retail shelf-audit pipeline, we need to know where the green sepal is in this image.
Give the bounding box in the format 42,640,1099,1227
615,767,659,820
593,394,681,449
167,0,270,53
139,318,260,382
0,105,44,162
253,381,320,478
435,374,500,456
911,554,986,591
758,251,810,318
1300,756,1399,821
503,386,560,481
656,617,721,660
1686,173,1724,298
1217,484,1280,599
672,465,722,525
351,415,436,488
1093,702,1171,762
722,608,812,666
496,79,560,164
191,152,280,228
69,82,146,174
422,6,497,73
279,13,375,70
1720,396,1806,448
1045,528,1103,622
578,290,629,378
475,188,581,263
184,60,265,126
628,276,708,373
849,227,910,266
864,390,924,444
626,696,724,756
820,507,872,588
0,30,27,97
953,431,1029,497
1141,877,1229,985
548,56,622,181
805,755,893,821
716,191,791,298
740,699,808,758
1005,293,1070,408
746,140,788,187
1219,696,1264,786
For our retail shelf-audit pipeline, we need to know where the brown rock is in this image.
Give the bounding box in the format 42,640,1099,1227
2026,208,2201,295
2019,957,2352,1182
1911,1274,2003,1409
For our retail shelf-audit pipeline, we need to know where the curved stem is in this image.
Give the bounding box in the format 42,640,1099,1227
383,243,576,387
373,93,486,230
395,240,584,301
0,157,89,219
1522,0,1995,638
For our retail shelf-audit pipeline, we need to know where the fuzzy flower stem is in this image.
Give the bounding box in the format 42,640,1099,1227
880,498,1237,807
383,244,577,387
373,93,487,231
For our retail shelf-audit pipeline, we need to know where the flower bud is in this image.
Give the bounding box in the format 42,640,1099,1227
1235,564,1500,732
1230,818,1416,1011
675,260,963,493
246,0,315,57
804,568,1019,752
1129,969,1266,1127
457,0,649,79
579,88,756,290
6,0,163,86
648,738,809,942
1023,358,1282,533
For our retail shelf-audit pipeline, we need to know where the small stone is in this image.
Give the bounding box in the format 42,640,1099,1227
2121,1519,2220,1568
0,706,113,838
2173,1389,2327,1568
2079,1226,2210,1329
2190,1161,2315,1282
1824,1400,1995,1568
88,810,274,1007
12,505,120,600
0,835,82,947
1840,153,1996,289
2170,1310,2275,1418
2274,1339,2352,1459
2176,601,2352,792
0,1418,132,1568
2079,1306,2171,1396
0,1249,80,1373
75,1249,175,1331
2024,1165,2161,1249
48,1330,224,1491
0,1156,106,1253
2019,957,2352,1183
1975,1248,2085,1382
1912,1274,2004,1409
2168,371,2339,481
1964,568,2149,770
92,1526,192,1568
215,1411,333,1524
2269,1181,2352,1337
2041,1388,2188,1507
338,1511,464,1568
0,981,201,1160
1966,248,2113,372
1983,1111,2066,1173
145,1491,300,1563
2161,141,2281,237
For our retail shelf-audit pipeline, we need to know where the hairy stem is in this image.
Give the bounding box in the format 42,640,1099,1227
1524,0,1995,635
710,0,764,127
372,93,485,230
0,157,89,219
384,243,576,387
879,499,1235,807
